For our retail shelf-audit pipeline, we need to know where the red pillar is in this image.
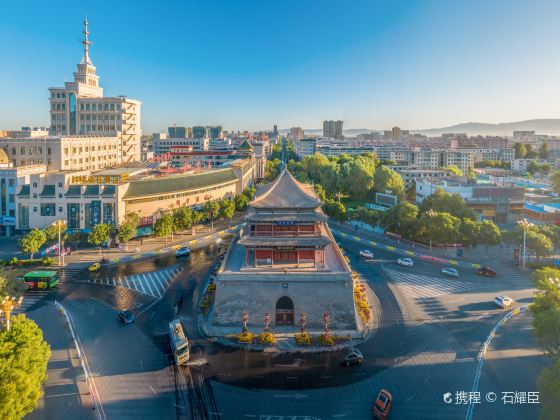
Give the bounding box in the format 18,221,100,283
297,249,300,267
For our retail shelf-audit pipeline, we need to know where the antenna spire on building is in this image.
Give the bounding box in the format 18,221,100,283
82,18,92,64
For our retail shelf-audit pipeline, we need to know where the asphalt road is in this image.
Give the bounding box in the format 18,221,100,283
20,230,542,419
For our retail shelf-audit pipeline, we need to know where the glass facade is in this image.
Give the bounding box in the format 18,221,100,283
69,93,77,135
67,203,80,229
85,201,101,228
18,203,29,229
103,203,114,225
40,203,55,216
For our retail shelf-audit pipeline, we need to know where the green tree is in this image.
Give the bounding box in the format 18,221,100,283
420,188,476,220
42,223,67,245
551,170,560,195
203,200,221,228
374,165,404,197
539,358,560,420
381,202,419,239
0,272,27,299
425,212,461,246
340,156,375,199
242,185,256,200
317,161,341,197
154,213,174,242
172,206,193,232
0,315,51,420
513,142,527,158
460,218,481,248
445,165,464,176
117,213,140,246
19,229,47,259
526,230,553,259
525,144,538,159
539,141,550,159
219,198,236,220
88,223,112,254
265,158,282,181
234,194,249,211
529,268,560,417
478,220,501,254
305,153,330,182
313,184,327,202
323,200,346,222
405,181,416,201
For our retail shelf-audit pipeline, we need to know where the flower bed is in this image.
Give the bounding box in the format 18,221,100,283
258,331,275,345
295,332,312,345
238,332,255,344
319,333,335,346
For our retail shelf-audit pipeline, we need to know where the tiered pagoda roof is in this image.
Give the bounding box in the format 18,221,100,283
246,170,327,223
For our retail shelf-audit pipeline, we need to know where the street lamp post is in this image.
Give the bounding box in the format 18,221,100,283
426,209,437,253
517,218,533,269
1,296,23,331
51,220,67,266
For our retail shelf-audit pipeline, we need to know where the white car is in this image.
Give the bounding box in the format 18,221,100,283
359,250,374,259
441,267,459,277
175,246,191,257
494,295,513,309
397,257,413,267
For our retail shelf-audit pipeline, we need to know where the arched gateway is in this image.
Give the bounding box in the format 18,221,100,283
275,296,294,326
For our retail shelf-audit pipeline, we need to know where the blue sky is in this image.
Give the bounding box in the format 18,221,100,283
1,0,559,132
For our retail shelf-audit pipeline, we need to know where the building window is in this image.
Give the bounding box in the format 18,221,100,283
92,104,97,111
8,179,14,187
18,204,29,228
86,104,90,111
8,194,14,203
48,147,52,155
40,203,55,216
69,92,77,135
67,203,80,229
58,193,63,198
11,148,16,155
33,193,37,198
58,207,63,213
58,182,63,188
103,203,114,225
33,207,37,213
32,182,37,188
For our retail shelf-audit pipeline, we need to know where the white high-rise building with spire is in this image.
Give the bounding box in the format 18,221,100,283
48,19,142,162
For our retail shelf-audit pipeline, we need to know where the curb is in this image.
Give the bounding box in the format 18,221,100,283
465,303,531,420
54,301,105,420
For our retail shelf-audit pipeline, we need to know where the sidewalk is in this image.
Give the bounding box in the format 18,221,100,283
59,214,244,266
26,303,95,420
330,220,510,265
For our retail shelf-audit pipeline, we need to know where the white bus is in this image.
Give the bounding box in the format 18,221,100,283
169,319,190,365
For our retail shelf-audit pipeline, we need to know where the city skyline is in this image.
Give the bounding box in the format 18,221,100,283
1,0,560,133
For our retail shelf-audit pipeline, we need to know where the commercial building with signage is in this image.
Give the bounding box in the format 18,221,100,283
14,158,255,233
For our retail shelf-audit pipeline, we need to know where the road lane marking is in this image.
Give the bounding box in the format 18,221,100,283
142,274,154,295
151,272,166,294
147,274,161,297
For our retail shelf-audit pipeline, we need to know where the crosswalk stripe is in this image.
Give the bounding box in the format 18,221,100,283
151,272,165,295
384,268,488,299
142,274,155,296
138,281,148,294
157,271,170,288
148,273,163,297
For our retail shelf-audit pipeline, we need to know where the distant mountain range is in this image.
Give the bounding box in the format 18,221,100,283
412,119,560,136
280,119,560,137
